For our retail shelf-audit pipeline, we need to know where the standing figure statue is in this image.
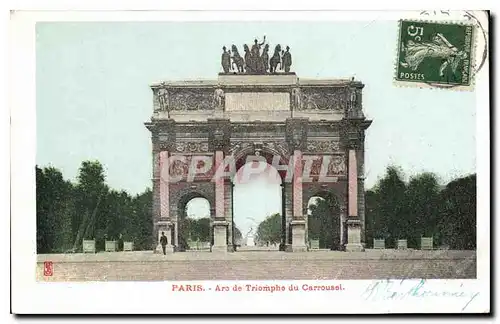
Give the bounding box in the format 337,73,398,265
269,44,282,73
291,88,301,110
221,46,231,73
213,88,225,109
231,44,245,73
279,50,285,71
261,44,270,73
156,85,169,112
282,46,292,73
350,87,357,111
245,36,266,74
251,36,266,57
243,44,252,73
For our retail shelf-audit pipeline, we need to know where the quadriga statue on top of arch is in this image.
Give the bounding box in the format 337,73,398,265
220,36,293,74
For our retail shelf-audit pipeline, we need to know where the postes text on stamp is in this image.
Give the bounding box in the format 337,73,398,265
396,20,474,88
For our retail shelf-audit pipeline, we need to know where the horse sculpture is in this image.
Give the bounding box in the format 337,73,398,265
226,40,290,74
269,44,282,73
231,44,245,73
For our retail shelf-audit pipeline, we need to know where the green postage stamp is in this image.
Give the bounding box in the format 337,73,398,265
396,20,475,89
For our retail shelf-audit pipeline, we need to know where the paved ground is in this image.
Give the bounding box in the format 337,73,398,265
37,249,476,281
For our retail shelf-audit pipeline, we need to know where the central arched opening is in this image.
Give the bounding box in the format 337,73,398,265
232,152,285,251
178,195,211,252
307,192,341,250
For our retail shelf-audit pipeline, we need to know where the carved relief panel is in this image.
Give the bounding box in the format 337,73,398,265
303,155,346,178
306,139,341,153
169,155,215,181
169,89,214,111
229,141,289,158
298,87,348,111
174,141,210,153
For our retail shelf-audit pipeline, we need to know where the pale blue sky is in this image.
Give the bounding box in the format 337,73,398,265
36,22,476,234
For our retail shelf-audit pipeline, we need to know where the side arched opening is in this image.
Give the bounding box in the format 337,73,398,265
306,191,342,250
176,193,212,251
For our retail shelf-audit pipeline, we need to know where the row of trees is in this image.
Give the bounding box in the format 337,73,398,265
37,161,476,253
365,166,476,249
254,167,476,250
37,160,245,253
36,161,153,253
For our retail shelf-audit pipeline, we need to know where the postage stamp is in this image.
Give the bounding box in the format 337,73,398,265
395,20,475,89
10,9,489,315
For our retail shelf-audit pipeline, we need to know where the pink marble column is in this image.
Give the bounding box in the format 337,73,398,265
212,150,228,252
288,149,307,252
159,150,170,219
156,150,174,253
345,147,363,251
293,149,303,218
348,149,358,217
215,150,225,219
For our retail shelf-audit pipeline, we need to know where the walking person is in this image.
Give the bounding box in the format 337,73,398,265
160,231,168,255
118,233,124,252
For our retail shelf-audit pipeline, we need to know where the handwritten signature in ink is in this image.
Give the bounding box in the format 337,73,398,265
361,279,479,311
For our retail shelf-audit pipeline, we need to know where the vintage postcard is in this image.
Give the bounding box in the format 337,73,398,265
10,9,490,314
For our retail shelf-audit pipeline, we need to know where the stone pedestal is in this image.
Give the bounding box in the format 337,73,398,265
286,220,307,252
82,240,96,253
123,242,134,251
212,220,228,253
345,218,364,252
105,240,117,252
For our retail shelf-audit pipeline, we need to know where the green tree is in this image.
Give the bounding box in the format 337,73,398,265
364,167,476,250
364,189,378,248
308,196,340,249
437,174,476,249
36,166,75,253
37,160,156,253
72,161,108,250
194,217,211,242
405,172,440,247
256,213,281,245
233,223,242,245
371,166,408,248
181,217,211,245
130,188,153,250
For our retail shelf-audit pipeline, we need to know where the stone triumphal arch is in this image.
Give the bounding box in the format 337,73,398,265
145,43,371,253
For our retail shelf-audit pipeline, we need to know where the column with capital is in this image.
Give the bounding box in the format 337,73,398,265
212,149,228,253
224,180,234,252
151,146,161,251
285,118,308,252
209,120,231,253
146,119,176,253
155,149,174,253
279,183,286,251
344,130,364,252
282,182,293,250
288,149,307,252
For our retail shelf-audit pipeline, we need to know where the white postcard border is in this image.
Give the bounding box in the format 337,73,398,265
9,9,490,314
